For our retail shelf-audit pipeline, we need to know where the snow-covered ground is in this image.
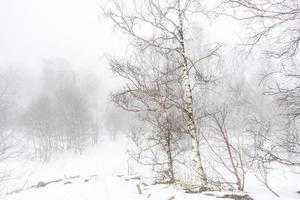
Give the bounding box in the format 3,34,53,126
1,134,300,200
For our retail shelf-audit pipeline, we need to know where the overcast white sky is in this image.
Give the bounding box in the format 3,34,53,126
0,0,245,92
0,0,128,73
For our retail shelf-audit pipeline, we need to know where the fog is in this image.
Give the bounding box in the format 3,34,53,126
1,0,300,199
0,0,128,94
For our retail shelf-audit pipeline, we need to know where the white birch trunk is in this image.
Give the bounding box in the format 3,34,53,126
177,0,208,186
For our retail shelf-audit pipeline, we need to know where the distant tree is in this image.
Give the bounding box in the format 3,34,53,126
23,95,56,162
104,104,132,141
0,69,20,184
22,61,101,160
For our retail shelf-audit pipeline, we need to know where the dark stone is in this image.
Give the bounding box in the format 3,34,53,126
204,193,215,196
65,175,80,180
6,188,23,195
217,194,254,200
37,181,46,187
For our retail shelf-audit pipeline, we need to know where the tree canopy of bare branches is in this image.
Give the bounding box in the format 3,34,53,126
224,0,300,58
103,0,221,188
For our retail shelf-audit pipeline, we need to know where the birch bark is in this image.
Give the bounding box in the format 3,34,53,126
176,0,208,186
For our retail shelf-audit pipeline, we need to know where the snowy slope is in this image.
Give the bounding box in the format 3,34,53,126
3,175,236,200
2,134,300,200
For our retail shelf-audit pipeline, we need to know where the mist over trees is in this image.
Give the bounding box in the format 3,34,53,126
21,61,103,161
0,69,21,183
0,60,106,166
1,0,300,198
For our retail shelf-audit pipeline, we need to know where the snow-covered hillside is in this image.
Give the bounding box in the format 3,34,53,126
3,174,248,200
1,134,299,200
2,134,300,200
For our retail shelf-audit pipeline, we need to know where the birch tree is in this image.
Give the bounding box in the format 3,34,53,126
104,0,220,187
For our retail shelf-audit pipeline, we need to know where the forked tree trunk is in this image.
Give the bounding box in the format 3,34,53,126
176,0,208,187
